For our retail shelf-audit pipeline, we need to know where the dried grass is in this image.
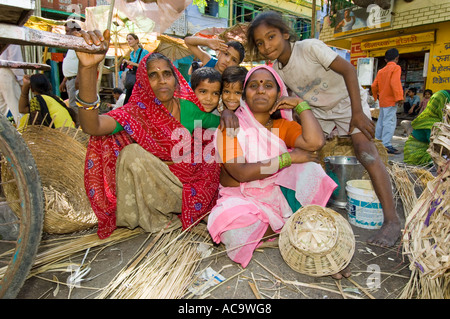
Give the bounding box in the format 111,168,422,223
0,228,143,279
400,161,450,299
97,224,211,299
388,162,435,218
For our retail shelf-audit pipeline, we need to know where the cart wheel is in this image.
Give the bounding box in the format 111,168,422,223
0,115,44,299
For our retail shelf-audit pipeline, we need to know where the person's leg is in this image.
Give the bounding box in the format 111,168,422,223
380,106,397,148
65,78,79,126
375,106,385,141
0,69,22,124
351,132,401,247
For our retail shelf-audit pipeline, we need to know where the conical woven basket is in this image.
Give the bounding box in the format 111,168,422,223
279,205,355,277
12,125,97,234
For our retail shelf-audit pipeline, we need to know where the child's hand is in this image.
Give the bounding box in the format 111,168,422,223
348,113,375,140
219,109,240,137
208,38,228,52
289,148,320,164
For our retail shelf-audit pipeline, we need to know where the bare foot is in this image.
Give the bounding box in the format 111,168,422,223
331,265,351,280
367,221,401,247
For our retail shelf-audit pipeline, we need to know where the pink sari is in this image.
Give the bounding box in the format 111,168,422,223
207,65,337,267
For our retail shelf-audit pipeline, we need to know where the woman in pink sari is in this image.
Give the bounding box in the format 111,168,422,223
208,65,337,268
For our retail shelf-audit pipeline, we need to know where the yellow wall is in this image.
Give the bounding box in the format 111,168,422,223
350,21,450,93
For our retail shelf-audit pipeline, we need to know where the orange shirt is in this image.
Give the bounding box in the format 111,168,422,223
217,118,302,164
371,61,404,108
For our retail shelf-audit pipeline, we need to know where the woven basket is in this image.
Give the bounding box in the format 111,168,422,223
18,125,97,234
319,136,388,170
279,205,355,277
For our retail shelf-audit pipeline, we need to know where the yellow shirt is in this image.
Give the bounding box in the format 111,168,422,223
19,94,75,129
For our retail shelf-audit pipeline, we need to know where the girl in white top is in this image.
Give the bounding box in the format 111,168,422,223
247,11,400,252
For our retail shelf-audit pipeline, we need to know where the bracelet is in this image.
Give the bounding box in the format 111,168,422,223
294,101,311,115
278,152,292,170
75,90,101,110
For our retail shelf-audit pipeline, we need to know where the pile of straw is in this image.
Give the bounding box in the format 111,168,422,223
0,228,143,280
400,163,450,299
97,224,209,299
319,135,389,169
20,125,97,234
400,103,450,299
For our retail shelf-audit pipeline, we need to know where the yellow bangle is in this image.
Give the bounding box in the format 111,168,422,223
294,101,311,114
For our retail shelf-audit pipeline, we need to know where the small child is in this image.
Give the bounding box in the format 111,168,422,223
418,89,432,114
404,87,421,116
218,66,248,112
191,67,222,114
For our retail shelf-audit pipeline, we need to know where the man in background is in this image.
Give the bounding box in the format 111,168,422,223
59,20,82,126
371,48,404,154
0,44,25,125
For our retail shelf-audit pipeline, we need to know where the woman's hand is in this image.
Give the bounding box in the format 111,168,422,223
74,29,110,68
219,108,240,137
270,96,302,115
289,148,320,164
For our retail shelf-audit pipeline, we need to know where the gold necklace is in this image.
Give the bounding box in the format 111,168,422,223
264,118,273,129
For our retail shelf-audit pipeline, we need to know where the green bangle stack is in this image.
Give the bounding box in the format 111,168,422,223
278,152,292,170
294,101,311,114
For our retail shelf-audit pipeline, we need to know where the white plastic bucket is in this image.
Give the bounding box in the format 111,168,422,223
345,180,383,229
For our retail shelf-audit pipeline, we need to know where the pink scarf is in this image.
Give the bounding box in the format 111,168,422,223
207,65,336,267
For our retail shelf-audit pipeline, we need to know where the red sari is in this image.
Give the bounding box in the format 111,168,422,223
84,53,220,239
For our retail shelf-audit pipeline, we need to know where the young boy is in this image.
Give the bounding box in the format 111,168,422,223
184,36,245,74
404,87,421,116
191,67,222,114
371,48,404,154
218,66,248,112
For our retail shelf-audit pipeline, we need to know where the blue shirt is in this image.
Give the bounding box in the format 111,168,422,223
406,94,420,107
130,48,149,64
119,48,150,78
204,57,218,68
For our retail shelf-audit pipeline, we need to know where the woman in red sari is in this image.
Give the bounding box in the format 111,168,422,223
75,30,236,238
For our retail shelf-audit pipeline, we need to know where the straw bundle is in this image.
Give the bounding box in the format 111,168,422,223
428,122,450,169
19,125,97,233
400,163,450,299
319,136,389,169
97,225,209,299
0,228,143,280
279,205,355,277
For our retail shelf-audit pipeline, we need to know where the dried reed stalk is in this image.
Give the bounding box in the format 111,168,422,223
97,225,211,299
388,162,435,218
0,228,143,279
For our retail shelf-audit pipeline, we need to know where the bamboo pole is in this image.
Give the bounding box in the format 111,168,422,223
96,0,116,93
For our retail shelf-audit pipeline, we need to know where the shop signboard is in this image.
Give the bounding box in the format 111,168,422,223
428,41,450,92
360,31,435,52
333,0,393,38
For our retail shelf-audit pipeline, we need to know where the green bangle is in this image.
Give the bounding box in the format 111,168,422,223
294,101,311,114
278,152,292,170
